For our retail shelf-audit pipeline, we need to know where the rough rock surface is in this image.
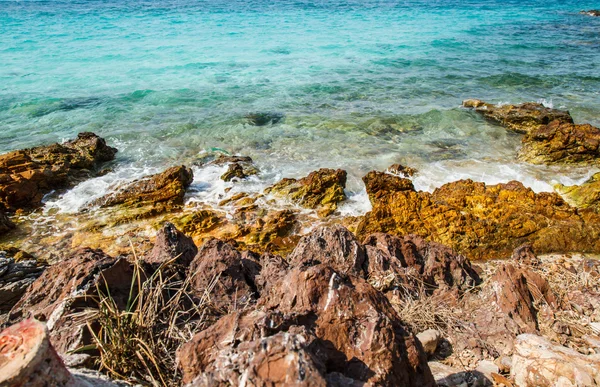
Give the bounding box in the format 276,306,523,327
0,132,117,212
417,329,441,355
187,239,260,312
90,165,193,213
463,99,573,134
519,120,600,165
357,171,600,260
145,222,197,269
0,208,14,235
212,155,259,182
0,255,46,313
511,334,600,386
265,168,347,217
556,171,600,210
8,248,134,355
581,10,600,16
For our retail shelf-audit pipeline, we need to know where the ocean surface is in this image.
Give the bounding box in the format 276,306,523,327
2,0,600,215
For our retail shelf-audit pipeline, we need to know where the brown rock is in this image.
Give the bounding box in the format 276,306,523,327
491,264,539,333
0,319,76,387
519,120,600,165
0,208,14,235
463,99,573,134
188,239,260,312
0,132,117,212
90,165,193,212
387,164,418,177
145,222,197,268
556,171,600,210
357,172,600,260
511,243,540,267
220,161,259,182
0,255,46,313
363,171,415,202
254,253,289,294
265,168,347,217
287,224,366,276
9,248,134,355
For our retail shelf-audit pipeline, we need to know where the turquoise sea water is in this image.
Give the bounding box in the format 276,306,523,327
2,0,600,213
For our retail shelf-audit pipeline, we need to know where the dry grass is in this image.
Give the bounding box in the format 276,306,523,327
80,249,219,386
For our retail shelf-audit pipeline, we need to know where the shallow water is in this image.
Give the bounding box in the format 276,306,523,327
2,0,600,215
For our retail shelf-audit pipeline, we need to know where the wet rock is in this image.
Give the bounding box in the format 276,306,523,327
265,168,347,217
91,165,192,209
245,112,284,126
0,255,46,313
287,224,366,276
0,208,14,235
212,155,259,182
363,233,480,294
238,209,298,248
519,120,600,165
0,132,117,212
145,222,197,269
0,319,77,386
581,10,600,16
462,99,573,134
511,334,600,386
417,329,441,355
8,248,134,355
357,172,600,260
388,163,418,177
556,172,600,210
187,239,260,313
175,209,223,235
187,329,328,387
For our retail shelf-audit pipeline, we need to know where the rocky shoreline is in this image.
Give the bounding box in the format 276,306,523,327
1,99,600,386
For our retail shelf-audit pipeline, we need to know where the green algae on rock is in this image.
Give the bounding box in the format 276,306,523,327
264,168,347,217
555,172,600,210
0,132,117,212
356,170,600,260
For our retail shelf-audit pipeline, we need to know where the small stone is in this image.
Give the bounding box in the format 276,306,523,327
417,329,442,355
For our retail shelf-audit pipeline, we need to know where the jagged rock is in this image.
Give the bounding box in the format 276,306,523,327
511,243,540,267
417,329,441,355
491,264,539,333
519,120,600,165
581,10,600,16
0,208,14,235
387,163,418,177
265,168,347,217
0,132,117,212
556,172,600,210
0,319,77,386
254,253,289,294
187,239,260,312
363,233,480,294
90,165,193,214
511,334,600,386
245,112,284,126
287,224,366,276
0,256,46,313
8,248,134,355
187,329,328,387
463,99,573,134
356,172,600,260
174,209,223,235
145,222,197,269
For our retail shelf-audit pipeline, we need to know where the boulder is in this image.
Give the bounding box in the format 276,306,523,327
144,222,197,269
356,172,600,260
265,168,347,217
556,172,600,210
519,120,600,165
511,334,600,386
287,224,366,275
462,99,573,134
0,255,46,313
187,239,260,312
0,132,117,212
89,165,193,213
8,248,134,355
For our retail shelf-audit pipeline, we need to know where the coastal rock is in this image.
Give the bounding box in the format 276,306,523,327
187,330,328,387
0,256,46,313
265,168,347,217
0,132,117,212
462,99,573,134
511,334,600,386
9,248,134,355
357,172,600,260
145,222,197,269
211,155,259,182
0,208,14,235
556,172,600,210
245,112,284,126
581,10,600,17
187,239,260,312
519,120,600,165
0,319,76,387
286,224,366,275
387,163,418,177
236,208,298,248
90,165,192,210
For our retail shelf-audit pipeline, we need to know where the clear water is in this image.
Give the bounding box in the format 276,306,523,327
2,0,600,215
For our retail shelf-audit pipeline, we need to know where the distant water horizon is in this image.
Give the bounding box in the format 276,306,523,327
2,0,600,214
